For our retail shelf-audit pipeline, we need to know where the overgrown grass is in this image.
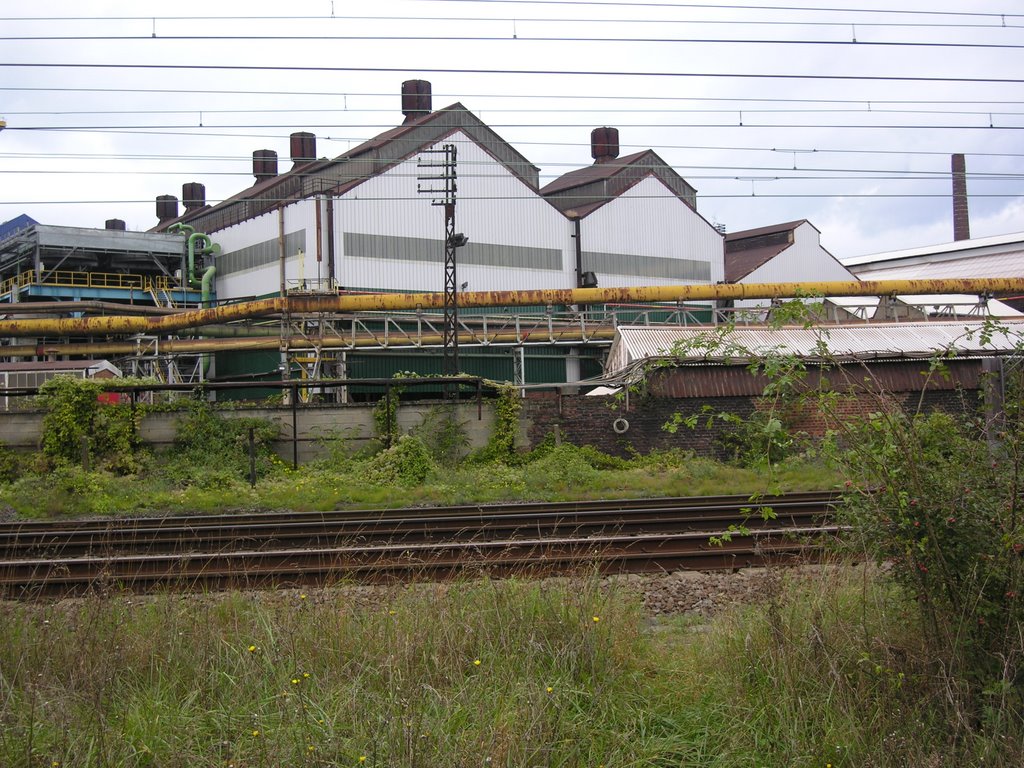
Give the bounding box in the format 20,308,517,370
0,440,841,519
1,565,1018,767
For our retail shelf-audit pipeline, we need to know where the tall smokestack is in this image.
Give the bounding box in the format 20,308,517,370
952,153,970,241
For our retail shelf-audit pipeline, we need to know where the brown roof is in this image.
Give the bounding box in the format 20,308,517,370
152,103,540,234
725,219,810,242
540,149,699,219
724,242,794,282
539,150,650,195
723,220,807,282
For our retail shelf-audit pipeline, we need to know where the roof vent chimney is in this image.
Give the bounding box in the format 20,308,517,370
591,127,620,163
401,79,432,123
156,195,179,224
182,182,206,211
104,218,126,231
952,153,970,241
253,149,279,183
290,132,317,167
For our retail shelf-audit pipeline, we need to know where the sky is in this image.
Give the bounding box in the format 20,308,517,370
0,0,1022,260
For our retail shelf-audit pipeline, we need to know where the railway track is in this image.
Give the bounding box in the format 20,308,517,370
0,491,842,598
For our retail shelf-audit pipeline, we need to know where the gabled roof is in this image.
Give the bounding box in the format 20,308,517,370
151,103,541,235
723,220,808,282
540,150,650,196
540,149,698,218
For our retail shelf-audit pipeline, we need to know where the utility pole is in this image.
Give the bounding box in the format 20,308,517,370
417,143,468,398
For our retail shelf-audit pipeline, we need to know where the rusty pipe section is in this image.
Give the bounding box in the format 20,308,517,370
1,326,615,358
2,279,1024,338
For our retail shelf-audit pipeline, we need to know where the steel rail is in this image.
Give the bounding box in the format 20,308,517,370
0,491,839,534
0,493,842,598
0,493,839,556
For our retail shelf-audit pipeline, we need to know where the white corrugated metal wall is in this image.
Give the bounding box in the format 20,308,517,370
207,134,727,301
578,176,724,289
733,222,858,314
333,133,573,293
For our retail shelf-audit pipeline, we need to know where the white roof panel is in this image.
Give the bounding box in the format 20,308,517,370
605,321,1024,374
851,251,1024,280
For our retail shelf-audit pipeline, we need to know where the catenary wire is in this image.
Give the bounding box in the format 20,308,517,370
2,62,1022,85
3,34,1021,50
4,86,1020,109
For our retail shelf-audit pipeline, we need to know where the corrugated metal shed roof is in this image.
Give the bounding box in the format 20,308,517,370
539,150,650,195
842,231,1024,267
605,321,1024,375
851,251,1024,280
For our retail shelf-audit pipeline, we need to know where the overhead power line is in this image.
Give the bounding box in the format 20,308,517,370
2,62,1022,85
6,193,1023,207
2,34,1021,50
4,86,1020,110
8,122,1022,131
415,0,1021,20
6,2,1020,21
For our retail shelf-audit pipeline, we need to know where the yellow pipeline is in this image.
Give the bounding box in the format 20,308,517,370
0,327,615,358
1,278,1023,338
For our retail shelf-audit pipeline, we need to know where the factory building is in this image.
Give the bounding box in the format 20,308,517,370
146,80,727,387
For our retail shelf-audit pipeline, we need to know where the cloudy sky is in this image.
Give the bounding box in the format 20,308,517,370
1,0,1021,259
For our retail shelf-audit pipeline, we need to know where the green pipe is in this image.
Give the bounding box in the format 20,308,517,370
199,265,217,375
170,224,219,375
200,265,216,308
187,232,219,289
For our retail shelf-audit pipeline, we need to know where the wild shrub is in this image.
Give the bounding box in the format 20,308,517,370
526,444,601,491
160,398,281,487
467,384,522,464
35,376,144,473
362,434,436,486
836,406,1024,738
411,404,469,467
0,443,24,484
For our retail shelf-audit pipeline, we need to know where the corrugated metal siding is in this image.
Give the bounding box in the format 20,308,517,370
580,176,723,287
335,134,572,293
344,232,561,271
649,358,984,398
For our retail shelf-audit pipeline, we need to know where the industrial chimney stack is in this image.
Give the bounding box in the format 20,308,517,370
952,153,970,241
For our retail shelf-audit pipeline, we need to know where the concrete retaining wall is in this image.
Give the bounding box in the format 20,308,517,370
0,401,503,465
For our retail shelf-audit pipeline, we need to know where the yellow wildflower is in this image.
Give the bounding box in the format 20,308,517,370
308,745,316,752
592,616,600,623
303,672,311,678
546,686,553,693
473,659,481,666
291,678,300,685
247,645,257,653
359,757,367,763
252,730,260,737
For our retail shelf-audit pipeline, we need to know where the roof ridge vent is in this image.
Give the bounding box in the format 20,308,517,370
591,126,620,163
401,80,432,123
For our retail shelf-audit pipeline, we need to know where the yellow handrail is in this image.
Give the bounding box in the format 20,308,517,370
1,269,178,297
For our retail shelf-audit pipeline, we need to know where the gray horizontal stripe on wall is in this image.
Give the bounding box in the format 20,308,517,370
344,232,561,271
218,231,307,276
583,250,711,281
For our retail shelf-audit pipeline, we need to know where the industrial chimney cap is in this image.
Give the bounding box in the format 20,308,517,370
401,80,432,123
591,127,620,163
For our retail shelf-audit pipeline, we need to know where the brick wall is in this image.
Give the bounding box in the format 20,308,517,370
522,374,984,459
